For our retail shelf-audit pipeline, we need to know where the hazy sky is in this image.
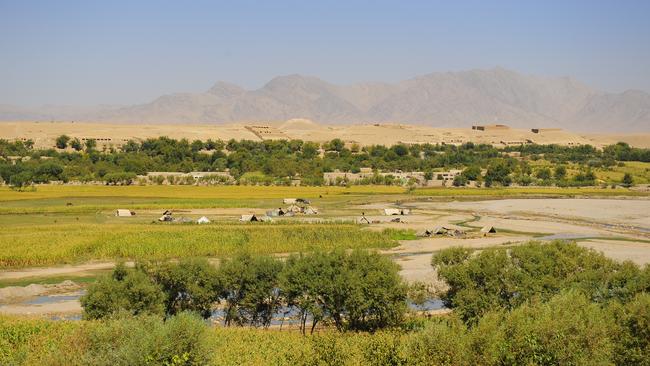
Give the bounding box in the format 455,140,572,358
1,0,649,106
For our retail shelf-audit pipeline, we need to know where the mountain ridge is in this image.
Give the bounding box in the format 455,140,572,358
1,68,649,132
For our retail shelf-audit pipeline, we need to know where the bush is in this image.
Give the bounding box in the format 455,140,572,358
281,250,407,333
81,312,211,366
432,241,647,324
145,258,220,319
81,264,165,320
55,135,70,149
103,172,137,185
611,293,650,365
495,291,614,365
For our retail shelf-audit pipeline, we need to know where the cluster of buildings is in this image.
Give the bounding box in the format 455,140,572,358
323,168,465,187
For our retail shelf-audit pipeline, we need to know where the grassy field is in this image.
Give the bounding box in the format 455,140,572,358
1,184,646,268
529,160,650,184
0,185,405,214
0,223,398,268
0,314,403,365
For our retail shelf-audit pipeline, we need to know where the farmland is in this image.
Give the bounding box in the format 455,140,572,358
1,184,649,365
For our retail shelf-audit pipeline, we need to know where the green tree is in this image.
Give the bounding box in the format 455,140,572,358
611,293,650,365
103,172,137,185
535,167,552,180
484,161,512,187
9,171,33,190
219,253,284,327
145,259,220,319
432,241,646,324
453,175,468,187
81,264,165,320
622,173,634,187
70,138,83,151
461,166,481,181
85,138,97,151
55,134,70,149
554,165,567,180
494,291,614,365
281,250,406,333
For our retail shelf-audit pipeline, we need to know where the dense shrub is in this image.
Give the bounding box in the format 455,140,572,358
144,259,221,319
281,250,407,333
432,241,649,323
81,263,165,319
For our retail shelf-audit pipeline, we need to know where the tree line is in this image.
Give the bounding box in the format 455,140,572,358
1,137,647,188
81,250,407,334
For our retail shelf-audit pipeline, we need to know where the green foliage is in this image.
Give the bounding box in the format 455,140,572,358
85,138,97,151
484,160,512,187
70,138,83,151
611,293,650,365
495,291,614,365
55,134,70,149
535,167,552,180
103,172,137,185
80,312,211,366
433,241,649,324
219,253,284,327
81,263,165,320
3,135,649,186
281,250,407,333
461,165,481,181
9,171,33,190
623,172,634,187
145,258,221,319
2,290,649,365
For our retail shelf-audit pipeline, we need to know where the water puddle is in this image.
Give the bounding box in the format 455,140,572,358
25,292,85,305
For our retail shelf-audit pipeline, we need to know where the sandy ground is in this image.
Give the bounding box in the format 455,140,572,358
578,239,650,265
2,120,641,148
0,262,119,281
433,198,650,229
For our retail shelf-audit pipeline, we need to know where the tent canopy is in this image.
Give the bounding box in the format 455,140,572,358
116,209,134,217
480,226,496,233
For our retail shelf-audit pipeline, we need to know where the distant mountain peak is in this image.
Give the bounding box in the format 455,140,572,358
1,68,648,132
207,81,245,97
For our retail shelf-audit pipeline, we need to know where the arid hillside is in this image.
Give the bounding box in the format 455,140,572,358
2,120,649,149
2,68,649,132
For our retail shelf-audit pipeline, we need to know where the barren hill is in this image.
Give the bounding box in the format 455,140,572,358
2,68,649,132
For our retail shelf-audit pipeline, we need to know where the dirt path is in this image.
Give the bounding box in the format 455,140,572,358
0,262,125,280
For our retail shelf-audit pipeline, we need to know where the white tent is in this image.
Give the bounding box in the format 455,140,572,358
286,204,303,213
158,215,173,222
384,208,401,216
239,214,258,222
283,198,297,204
197,216,211,224
303,206,318,215
116,209,134,217
358,216,371,224
480,226,497,235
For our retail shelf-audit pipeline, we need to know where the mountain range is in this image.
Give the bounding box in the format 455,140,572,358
2,68,649,132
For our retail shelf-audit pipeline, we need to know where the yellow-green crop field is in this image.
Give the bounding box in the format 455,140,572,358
0,223,397,268
1,184,646,268
0,185,405,214
0,314,406,365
